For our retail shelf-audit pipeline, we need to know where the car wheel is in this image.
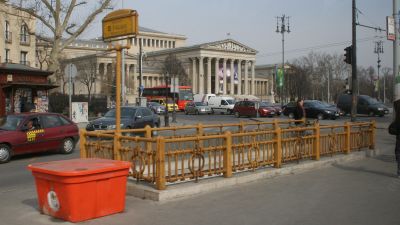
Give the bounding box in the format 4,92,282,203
368,111,375,117
196,110,199,115
211,109,215,114
234,111,240,118
288,113,294,119
124,126,133,136
317,113,324,120
0,144,11,164
60,138,75,154
185,110,188,115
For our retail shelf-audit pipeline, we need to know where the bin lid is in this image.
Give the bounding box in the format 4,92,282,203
27,159,131,176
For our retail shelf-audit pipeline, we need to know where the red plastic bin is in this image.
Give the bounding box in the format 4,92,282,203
27,158,131,223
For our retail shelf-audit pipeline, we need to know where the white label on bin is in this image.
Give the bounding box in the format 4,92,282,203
47,191,60,212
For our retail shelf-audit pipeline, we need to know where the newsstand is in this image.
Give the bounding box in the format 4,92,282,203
27,158,131,223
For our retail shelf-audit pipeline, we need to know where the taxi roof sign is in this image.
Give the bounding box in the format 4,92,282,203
102,9,139,41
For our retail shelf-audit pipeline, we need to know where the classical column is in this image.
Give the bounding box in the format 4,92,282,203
199,57,204,94
214,58,220,94
244,60,249,95
126,64,130,93
191,58,197,94
223,58,227,95
103,63,108,93
237,60,242,95
207,57,212,94
230,59,235,95
251,61,256,95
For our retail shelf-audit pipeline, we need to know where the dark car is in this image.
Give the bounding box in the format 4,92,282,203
86,106,160,131
0,113,79,163
283,100,340,120
233,101,276,118
337,94,389,116
147,102,166,115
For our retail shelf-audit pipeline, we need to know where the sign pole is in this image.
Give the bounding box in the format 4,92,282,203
69,64,72,120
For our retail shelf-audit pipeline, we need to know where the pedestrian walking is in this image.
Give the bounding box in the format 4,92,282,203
294,98,305,125
393,100,400,178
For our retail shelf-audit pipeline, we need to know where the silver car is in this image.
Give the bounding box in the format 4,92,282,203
147,102,166,115
184,102,212,115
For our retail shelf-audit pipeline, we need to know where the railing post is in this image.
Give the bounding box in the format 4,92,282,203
239,121,244,133
223,131,233,178
274,127,282,168
369,120,376,150
144,125,153,152
156,136,166,190
344,122,351,154
197,123,204,136
79,128,87,158
313,122,320,160
113,132,122,161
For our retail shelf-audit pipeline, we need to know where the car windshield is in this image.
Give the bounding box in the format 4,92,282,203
0,115,24,131
104,108,137,118
195,102,207,106
179,90,194,101
226,99,235,104
365,97,379,104
261,102,273,107
149,102,162,106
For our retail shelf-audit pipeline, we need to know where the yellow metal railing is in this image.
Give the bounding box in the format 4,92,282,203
80,119,376,190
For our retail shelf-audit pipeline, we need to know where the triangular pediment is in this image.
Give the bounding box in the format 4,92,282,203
202,39,257,54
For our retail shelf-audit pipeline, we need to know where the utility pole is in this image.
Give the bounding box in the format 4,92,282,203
374,40,384,101
351,0,358,122
394,0,400,104
276,15,290,105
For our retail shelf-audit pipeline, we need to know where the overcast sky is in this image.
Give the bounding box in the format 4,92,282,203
83,0,393,71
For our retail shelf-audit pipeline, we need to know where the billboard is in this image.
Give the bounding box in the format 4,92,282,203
71,102,88,123
387,16,395,41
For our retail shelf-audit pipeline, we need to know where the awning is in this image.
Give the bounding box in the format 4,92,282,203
1,83,58,90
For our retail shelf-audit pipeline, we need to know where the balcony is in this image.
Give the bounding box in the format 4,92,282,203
20,61,30,66
20,34,30,46
5,31,12,43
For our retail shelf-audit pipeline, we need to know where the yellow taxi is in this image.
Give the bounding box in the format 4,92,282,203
150,98,178,112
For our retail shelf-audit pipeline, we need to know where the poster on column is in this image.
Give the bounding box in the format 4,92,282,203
71,102,88,123
234,65,238,84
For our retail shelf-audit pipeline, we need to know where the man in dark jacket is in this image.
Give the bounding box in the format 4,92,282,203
394,100,400,178
294,99,305,125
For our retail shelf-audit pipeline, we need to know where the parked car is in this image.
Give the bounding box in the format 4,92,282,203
283,100,340,120
208,96,236,114
262,101,282,115
149,98,178,112
0,112,79,163
86,106,160,131
184,102,212,115
147,102,166,115
337,94,389,116
233,101,276,117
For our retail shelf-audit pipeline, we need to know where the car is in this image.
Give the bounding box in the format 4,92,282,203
262,101,282,115
184,102,212,115
0,112,79,163
233,100,276,118
86,106,160,131
147,102,166,115
283,100,340,120
337,94,389,116
149,98,178,112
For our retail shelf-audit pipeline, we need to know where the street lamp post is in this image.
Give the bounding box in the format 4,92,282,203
374,40,384,102
276,15,290,105
164,73,170,127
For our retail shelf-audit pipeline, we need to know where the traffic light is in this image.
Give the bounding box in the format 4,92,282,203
344,46,353,65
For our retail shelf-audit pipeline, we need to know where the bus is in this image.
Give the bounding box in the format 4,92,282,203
142,85,193,111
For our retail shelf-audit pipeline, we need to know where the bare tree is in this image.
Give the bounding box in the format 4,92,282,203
162,54,188,85
76,59,97,102
11,0,112,83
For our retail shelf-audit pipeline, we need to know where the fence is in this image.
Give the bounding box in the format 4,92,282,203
80,119,375,190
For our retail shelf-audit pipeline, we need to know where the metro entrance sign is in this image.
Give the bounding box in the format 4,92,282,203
102,9,139,40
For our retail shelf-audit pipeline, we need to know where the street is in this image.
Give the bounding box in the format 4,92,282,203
0,113,398,225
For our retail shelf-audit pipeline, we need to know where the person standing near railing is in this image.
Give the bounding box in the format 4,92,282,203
393,100,400,178
294,98,306,126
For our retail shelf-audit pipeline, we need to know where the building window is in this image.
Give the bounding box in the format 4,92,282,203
156,40,159,48
152,39,155,47
173,41,176,48
20,23,30,45
5,21,12,43
160,40,163,48
5,49,10,63
20,51,28,65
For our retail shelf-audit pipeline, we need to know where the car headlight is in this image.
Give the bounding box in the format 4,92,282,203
377,107,384,111
107,124,123,129
325,110,332,114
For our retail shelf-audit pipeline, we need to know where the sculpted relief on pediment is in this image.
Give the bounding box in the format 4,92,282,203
208,42,253,53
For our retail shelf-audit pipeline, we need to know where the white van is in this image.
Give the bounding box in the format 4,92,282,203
208,96,235,114
193,94,216,105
